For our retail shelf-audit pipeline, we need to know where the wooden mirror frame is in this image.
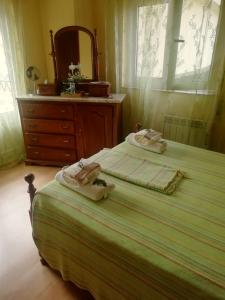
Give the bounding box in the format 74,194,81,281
50,26,99,88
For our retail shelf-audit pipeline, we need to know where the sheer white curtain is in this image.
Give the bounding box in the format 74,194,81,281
104,0,225,147
0,0,26,168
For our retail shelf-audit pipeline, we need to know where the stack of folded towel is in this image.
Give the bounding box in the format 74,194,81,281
55,160,115,201
126,129,167,154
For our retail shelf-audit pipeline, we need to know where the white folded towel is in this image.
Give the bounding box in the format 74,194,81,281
62,160,101,186
134,129,162,145
55,171,115,201
126,133,167,154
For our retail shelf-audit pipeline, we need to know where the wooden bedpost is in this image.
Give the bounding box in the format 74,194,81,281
24,173,36,223
24,173,48,266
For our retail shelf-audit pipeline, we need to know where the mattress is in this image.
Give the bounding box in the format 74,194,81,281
32,141,225,299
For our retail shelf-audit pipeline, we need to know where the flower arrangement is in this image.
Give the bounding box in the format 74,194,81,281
61,62,86,94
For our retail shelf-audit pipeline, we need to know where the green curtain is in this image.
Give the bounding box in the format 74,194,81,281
0,0,26,168
102,0,225,149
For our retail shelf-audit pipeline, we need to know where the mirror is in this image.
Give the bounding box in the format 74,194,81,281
50,26,99,87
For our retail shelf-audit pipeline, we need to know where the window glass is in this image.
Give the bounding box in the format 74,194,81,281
137,3,168,78
0,30,14,113
175,0,221,85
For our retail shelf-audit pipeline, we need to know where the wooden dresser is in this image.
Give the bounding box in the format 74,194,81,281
17,94,125,166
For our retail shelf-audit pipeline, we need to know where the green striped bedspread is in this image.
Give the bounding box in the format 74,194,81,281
32,141,225,300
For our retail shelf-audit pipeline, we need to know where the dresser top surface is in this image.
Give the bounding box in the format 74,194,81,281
16,93,126,104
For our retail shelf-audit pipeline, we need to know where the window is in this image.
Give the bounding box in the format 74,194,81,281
0,29,14,113
137,0,221,91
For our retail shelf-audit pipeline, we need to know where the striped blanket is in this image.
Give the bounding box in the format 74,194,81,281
32,141,225,299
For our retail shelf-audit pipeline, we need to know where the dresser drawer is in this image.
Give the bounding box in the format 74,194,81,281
25,133,75,149
20,102,73,119
23,119,74,134
26,146,76,162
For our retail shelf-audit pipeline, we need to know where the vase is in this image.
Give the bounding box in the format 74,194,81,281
69,82,76,94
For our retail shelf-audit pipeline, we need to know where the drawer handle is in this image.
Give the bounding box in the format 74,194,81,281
62,125,69,129
63,139,69,143
29,124,37,129
60,109,66,113
31,137,38,142
65,153,71,157
34,151,39,155
27,108,34,113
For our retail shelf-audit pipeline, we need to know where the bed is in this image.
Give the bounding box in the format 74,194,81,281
26,140,225,300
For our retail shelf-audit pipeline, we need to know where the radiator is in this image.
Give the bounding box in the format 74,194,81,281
163,115,208,148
